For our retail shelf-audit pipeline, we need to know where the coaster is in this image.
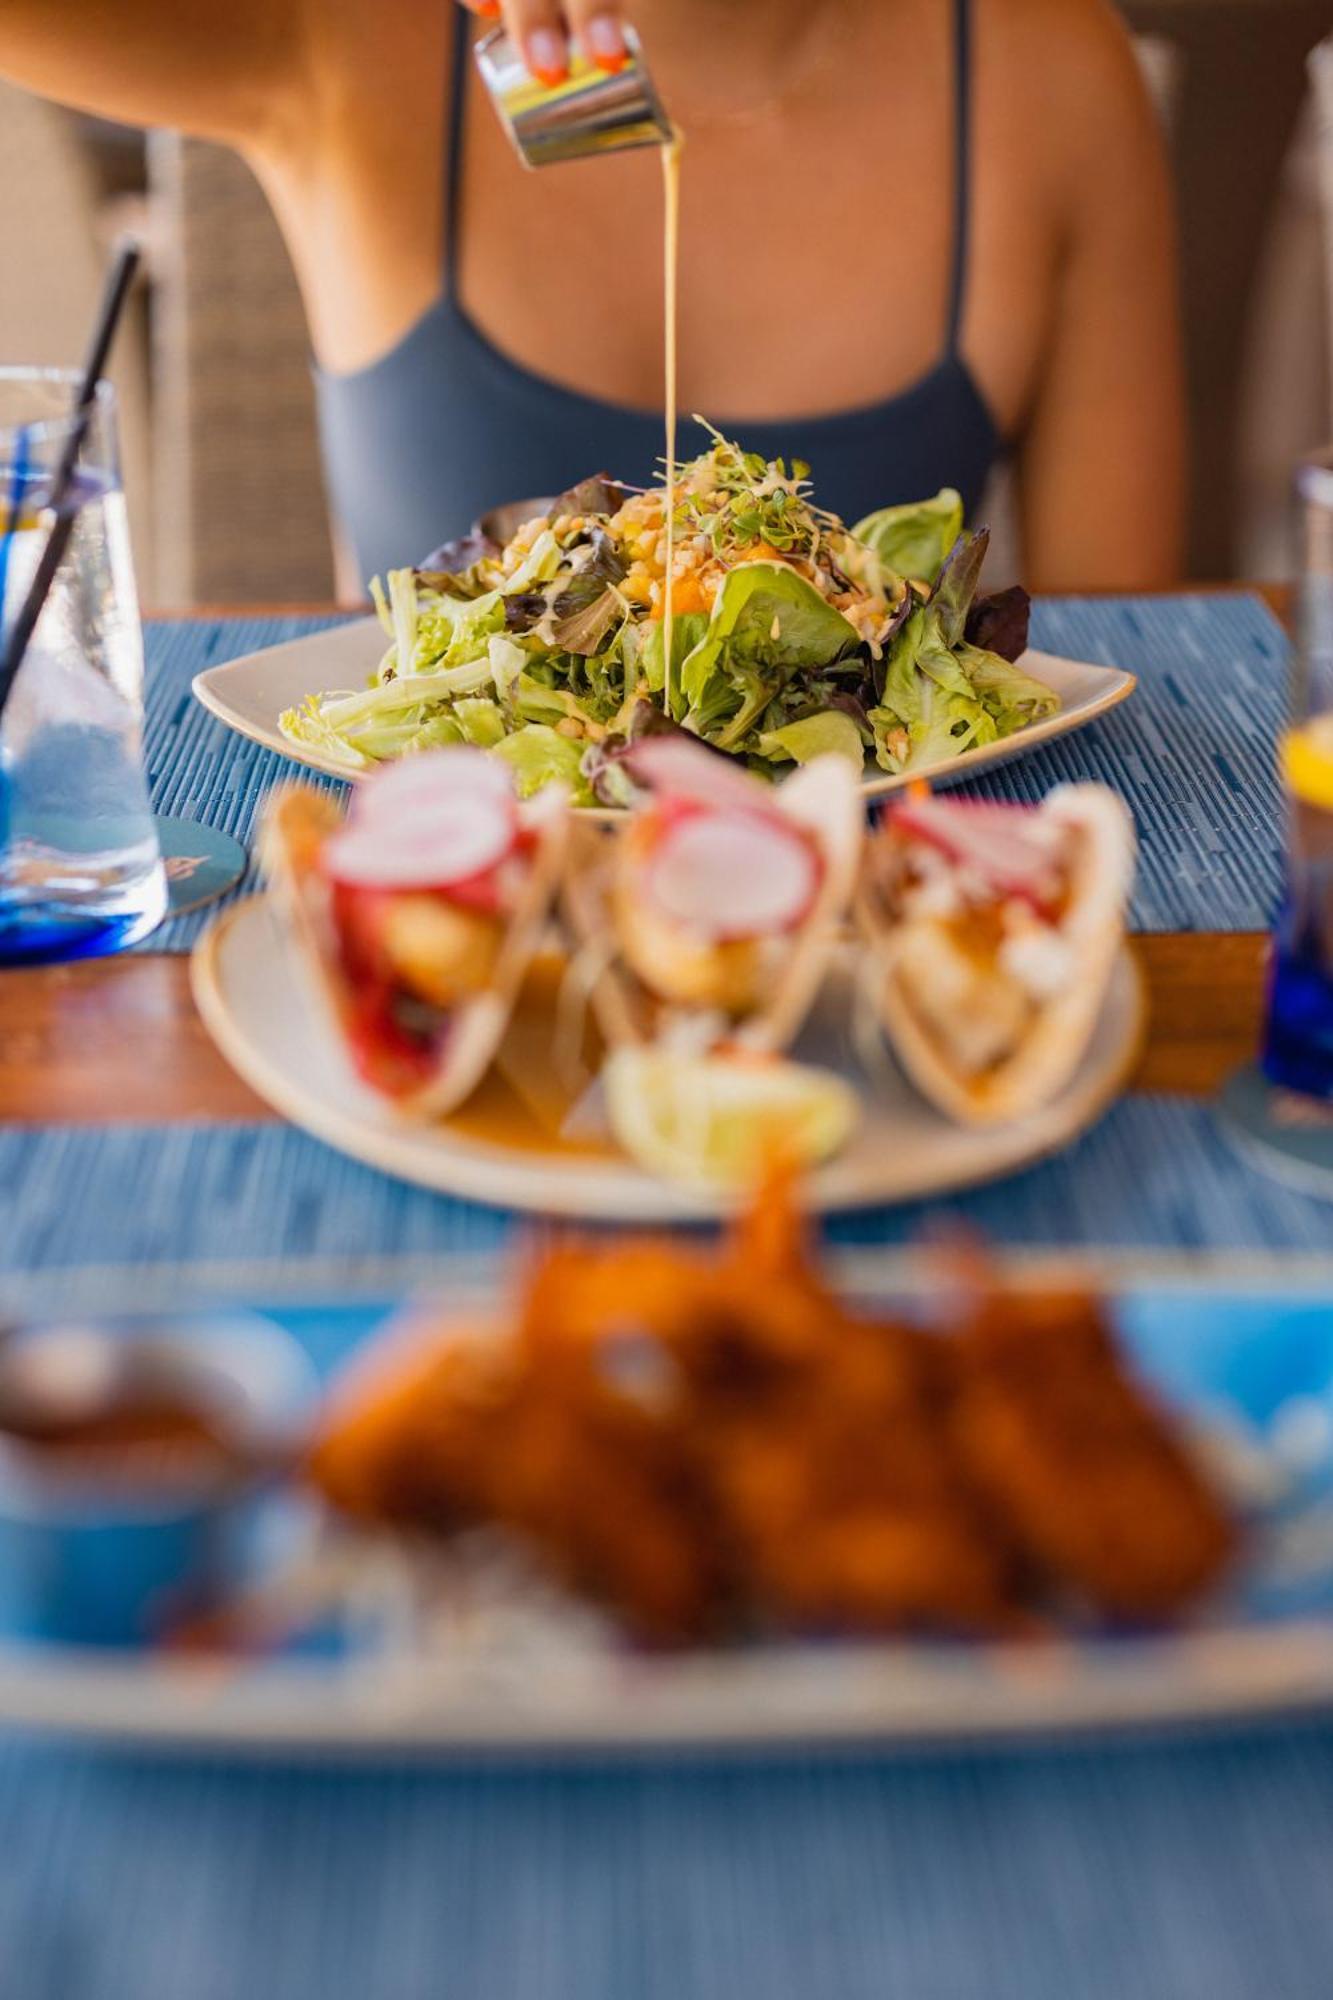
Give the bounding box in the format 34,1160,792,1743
1217,1064,1333,1204
156,815,249,918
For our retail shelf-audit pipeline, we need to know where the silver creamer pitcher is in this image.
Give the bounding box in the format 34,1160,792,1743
474,23,674,168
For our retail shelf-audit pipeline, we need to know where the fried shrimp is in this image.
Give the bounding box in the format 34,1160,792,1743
311,1175,1234,1643
946,1286,1235,1620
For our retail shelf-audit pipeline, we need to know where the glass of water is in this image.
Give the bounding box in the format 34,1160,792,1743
0,367,166,962
1261,449,1333,1096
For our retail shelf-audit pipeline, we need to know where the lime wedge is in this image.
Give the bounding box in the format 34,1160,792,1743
603,1048,859,1191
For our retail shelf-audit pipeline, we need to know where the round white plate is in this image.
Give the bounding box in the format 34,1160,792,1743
191,616,1137,818
191,895,1145,1220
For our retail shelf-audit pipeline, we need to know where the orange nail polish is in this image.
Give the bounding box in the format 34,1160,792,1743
478,1,501,16
593,49,628,73
534,63,569,86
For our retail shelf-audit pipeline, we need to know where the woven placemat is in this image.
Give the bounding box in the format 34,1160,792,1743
1,1095,1327,1287
135,592,1288,951
1,1721,1331,2000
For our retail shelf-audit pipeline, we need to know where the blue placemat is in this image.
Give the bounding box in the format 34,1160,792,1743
6,1105,1333,1994
141,613,347,953
137,593,1288,950
2,1095,1329,1285
2,1724,1333,2000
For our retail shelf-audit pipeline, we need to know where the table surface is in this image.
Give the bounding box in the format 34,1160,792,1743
0,584,1289,1129
3,586,1331,2000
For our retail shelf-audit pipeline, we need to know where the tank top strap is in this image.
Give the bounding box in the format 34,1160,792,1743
943,0,974,357
443,3,474,296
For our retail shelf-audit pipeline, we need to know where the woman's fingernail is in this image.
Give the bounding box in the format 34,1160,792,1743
527,27,569,83
477,0,501,17
585,14,628,71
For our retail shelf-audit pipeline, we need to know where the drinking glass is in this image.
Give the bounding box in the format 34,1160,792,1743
0,368,166,962
1261,450,1333,1096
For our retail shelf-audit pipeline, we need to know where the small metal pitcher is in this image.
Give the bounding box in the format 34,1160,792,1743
475,23,674,169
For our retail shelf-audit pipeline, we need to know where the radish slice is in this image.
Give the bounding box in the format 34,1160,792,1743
325,788,516,891
621,736,778,818
892,796,1064,899
645,810,819,940
352,748,516,828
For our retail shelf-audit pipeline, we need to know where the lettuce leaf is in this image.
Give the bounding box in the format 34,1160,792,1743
375,567,506,679
491,724,593,804
679,563,860,749
414,542,499,599
930,529,990,647
452,697,507,747
954,642,1059,734
852,490,963,589
756,709,866,767
640,612,710,703
868,602,1057,773
966,585,1031,664
402,714,466,753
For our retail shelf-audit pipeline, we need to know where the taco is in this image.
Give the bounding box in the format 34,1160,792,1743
562,734,864,1055
261,748,569,1115
857,784,1135,1125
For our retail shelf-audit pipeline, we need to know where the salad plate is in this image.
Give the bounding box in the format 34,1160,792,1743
193,618,1135,816
190,893,1145,1220
4,1256,1333,1757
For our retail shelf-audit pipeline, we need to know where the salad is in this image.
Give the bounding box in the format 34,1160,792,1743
281,425,1058,807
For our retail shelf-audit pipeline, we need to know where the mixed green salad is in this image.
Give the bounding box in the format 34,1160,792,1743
281,426,1058,807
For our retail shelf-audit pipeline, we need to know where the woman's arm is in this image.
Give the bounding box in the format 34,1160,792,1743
1015,0,1186,592
0,0,308,148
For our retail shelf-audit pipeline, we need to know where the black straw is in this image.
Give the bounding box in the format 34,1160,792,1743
0,238,141,722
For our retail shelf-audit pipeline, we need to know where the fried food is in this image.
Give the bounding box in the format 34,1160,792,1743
310,1176,1235,1644
677,1281,1019,1634
312,1257,722,1643
947,1285,1235,1620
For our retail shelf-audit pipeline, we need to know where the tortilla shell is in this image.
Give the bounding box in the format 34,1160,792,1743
261,781,568,1119
860,784,1134,1127
561,753,864,1057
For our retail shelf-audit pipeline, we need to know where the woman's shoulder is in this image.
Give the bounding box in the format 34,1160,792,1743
986,0,1143,72
981,0,1167,186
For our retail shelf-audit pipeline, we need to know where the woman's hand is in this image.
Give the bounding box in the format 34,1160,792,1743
458,0,629,86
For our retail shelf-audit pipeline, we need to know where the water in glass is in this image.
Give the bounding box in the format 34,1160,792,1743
0,369,166,963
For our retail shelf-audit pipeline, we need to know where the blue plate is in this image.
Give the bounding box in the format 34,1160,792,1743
2,1260,1333,1753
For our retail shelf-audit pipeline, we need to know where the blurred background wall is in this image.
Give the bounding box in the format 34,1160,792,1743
0,0,1328,607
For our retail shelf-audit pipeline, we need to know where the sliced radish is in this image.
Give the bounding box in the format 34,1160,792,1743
645,810,819,940
621,736,778,819
352,748,515,828
891,796,1064,901
325,788,516,891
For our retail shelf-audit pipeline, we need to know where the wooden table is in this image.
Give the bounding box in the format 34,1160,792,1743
0,592,1286,1127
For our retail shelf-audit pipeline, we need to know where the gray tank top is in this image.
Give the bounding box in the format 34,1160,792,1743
315,0,1000,580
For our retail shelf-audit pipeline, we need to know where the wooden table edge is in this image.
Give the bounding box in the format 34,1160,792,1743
0,931,1270,1125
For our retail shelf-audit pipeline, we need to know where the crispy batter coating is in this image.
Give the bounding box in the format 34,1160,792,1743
310,1177,1234,1643
679,1287,1019,1634
947,1287,1236,1620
